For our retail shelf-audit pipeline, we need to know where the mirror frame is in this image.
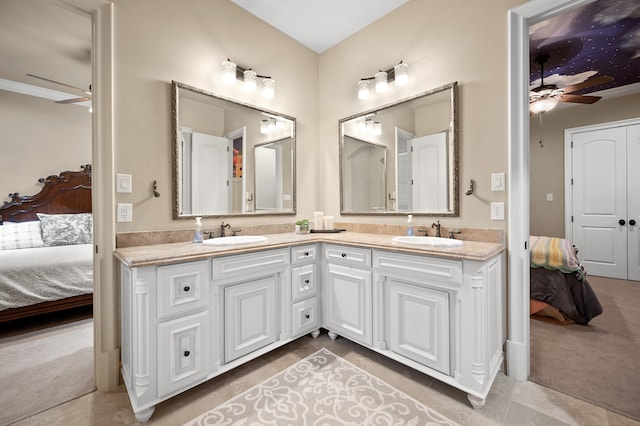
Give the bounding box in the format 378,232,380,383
339,81,459,217
171,80,296,219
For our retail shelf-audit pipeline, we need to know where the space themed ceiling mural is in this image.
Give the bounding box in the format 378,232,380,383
529,0,640,96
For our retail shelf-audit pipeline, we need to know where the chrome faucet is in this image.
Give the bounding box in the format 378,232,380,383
220,221,231,237
449,229,461,239
431,220,441,237
417,227,429,236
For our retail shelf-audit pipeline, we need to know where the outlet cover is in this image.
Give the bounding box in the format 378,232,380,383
491,202,505,220
117,203,133,222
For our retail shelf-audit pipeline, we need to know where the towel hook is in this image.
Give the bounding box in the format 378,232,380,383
153,180,160,198
465,179,474,196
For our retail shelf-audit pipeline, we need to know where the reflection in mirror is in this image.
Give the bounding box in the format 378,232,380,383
339,82,458,216
172,81,296,218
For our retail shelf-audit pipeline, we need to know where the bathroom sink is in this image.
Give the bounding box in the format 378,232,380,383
391,236,463,247
203,236,268,246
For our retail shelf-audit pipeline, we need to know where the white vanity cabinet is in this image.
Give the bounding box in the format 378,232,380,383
323,244,373,346
371,250,505,408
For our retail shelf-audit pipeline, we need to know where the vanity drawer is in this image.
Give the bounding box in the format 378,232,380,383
291,263,316,301
212,249,289,280
324,244,371,268
157,260,209,320
291,244,317,264
374,251,462,286
291,297,319,337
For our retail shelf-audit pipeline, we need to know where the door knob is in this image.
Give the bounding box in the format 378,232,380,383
619,219,626,226
630,219,637,226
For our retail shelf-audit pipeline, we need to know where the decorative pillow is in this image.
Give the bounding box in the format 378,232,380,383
37,213,93,246
0,221,45,250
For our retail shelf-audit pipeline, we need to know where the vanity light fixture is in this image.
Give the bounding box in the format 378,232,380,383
260,118,277,134
222,58,276,98
357,61,408,100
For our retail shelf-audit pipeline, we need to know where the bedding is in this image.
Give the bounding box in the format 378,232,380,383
0,243,93,311
529,235,602,324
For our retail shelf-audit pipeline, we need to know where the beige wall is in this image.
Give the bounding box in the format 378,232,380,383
0,90,91,200
530,92,640,237
112,0,318,232
319,0,524,231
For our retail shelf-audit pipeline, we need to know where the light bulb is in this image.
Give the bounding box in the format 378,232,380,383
375,71,388,92
222,59,236,84
358,80,370,100
243,70,257,91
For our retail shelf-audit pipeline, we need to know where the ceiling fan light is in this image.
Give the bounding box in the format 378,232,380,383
222,59,237,84
530,98,558,114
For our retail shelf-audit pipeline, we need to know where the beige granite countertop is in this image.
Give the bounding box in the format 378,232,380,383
114,231,504,268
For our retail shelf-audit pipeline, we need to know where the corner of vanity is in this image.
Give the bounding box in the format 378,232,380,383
114,232,505,421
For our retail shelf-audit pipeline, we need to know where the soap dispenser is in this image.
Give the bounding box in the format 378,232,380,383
407,215,414,236
193,216,203,243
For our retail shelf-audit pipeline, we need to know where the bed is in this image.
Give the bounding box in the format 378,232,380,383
0,165,93,323
529,235,602,324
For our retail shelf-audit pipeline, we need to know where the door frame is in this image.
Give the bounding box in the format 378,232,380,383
507,0,596,381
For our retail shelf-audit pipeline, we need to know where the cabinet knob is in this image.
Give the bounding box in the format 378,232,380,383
184,350,190,357
304,251,309,256
183,285,190,292
619,219,626,226
304,279,310,284
305,314,310,319
341,253,347,258
630,219,637,226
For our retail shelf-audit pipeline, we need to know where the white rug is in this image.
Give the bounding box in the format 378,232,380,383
185,348,459,426
0,318,94,425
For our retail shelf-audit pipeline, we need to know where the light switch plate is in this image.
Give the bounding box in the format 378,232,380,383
491,173,505,191
117,203,133,222
117,174,132,193
491,202,505,220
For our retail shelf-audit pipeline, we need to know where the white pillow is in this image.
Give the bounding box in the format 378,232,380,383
37,213,93,246
0,221,45,250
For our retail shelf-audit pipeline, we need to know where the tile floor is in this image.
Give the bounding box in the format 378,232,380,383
12,331,640,426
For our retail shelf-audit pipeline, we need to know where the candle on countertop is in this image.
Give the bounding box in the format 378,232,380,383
323,215,334,230
313,211,324,230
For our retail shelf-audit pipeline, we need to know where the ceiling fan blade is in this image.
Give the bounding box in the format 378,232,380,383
55,97,91,104
561,75,614,94
559,94,602,104
26,73,91,95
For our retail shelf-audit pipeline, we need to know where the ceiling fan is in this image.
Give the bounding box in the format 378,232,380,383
529,53,613,114
26,73,91,104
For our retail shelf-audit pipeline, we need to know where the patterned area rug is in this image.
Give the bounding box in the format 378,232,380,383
185,348,459,425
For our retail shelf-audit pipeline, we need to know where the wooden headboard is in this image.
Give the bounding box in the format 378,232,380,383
0,164,92,224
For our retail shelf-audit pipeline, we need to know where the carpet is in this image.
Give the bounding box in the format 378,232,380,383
0,318,95,425
185,347,459,426
530,275,640,422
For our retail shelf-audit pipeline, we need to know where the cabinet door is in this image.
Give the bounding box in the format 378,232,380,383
325,263,372,346
225,276,277,363
158,311,209,397
388,279,450,375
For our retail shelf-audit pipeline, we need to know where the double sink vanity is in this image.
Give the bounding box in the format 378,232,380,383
115,231,505,422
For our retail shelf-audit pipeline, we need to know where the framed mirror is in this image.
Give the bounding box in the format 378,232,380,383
171,81,296,219
339,81,458,216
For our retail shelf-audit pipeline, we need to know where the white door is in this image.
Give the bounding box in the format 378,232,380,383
628,124,640,281
569,122,640,280
191,132,232,215
411,132,448,212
